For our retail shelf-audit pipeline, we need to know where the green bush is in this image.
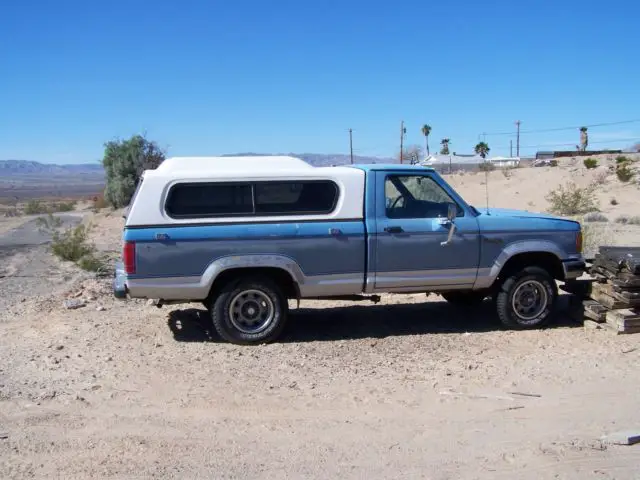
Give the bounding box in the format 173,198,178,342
583,158,598,169
616,155,632,164
546,182,599,216
102,134,165,208
549,159,558,167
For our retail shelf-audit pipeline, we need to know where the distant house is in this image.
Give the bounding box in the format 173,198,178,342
488,156,520,168
421,154,501,172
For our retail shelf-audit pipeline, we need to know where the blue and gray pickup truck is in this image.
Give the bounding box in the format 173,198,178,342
114,156,585,344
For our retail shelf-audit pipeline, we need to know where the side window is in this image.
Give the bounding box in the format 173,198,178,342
165,180,339,218
166,183,253,217
254,181,338,215
385,175,460,219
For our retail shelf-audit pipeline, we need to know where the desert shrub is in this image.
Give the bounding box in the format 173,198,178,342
93,194,108,210
478,162,495,172
501,167,512,178
615,215,640,225
583,158,598,169
610,197,618,205
591,169,608,186
549,159,558,167
36,214,108,272
616,155,632,164
51,201,76,212
581,222,613,257
546,182,598,216
24,200,49,215
24,200,76,214
583,212,608,223
616,162,635,182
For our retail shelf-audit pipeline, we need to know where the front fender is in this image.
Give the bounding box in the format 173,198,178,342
475,240,567,289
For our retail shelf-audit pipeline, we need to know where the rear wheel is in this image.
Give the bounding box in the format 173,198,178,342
441,291,487,307
210,276,288,345
495,266,557,329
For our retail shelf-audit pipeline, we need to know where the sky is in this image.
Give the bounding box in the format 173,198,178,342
1,0,639,164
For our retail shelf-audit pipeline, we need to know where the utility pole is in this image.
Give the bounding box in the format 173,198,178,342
349,128,354,164
515,120,521,157
510,140,513,158
399,121,406,164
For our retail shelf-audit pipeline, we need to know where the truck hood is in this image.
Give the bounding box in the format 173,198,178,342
477,207,576,223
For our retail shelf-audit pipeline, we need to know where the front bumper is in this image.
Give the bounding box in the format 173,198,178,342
113,261,128,299
563,257,586,280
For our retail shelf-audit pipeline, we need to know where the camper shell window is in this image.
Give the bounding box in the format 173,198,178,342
165,180,339,218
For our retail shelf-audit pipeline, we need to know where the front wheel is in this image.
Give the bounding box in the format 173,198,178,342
210,276,288,345
495,267,558,329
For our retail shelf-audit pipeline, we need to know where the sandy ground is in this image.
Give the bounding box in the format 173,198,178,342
1,161,640,479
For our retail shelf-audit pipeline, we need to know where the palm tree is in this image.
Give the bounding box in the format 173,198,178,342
440,138,450,155
474,142,490,159
421,124,432,156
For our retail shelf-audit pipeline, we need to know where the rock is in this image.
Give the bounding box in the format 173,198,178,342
63,299,86,310
0,433,8,440
55,345,64,351
96,306,106,312
601,431,640,446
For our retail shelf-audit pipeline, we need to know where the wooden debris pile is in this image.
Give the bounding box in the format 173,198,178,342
583,246,640,334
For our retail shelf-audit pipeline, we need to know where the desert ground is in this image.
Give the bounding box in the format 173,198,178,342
1,156,640,479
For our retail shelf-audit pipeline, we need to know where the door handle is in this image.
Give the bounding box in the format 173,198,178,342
384,226,404,234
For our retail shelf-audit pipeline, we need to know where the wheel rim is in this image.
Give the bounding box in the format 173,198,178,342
511,280,548,323
229,289,275,334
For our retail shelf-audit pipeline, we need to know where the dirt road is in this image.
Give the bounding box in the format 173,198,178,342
2,277,640,477
2,194,640,478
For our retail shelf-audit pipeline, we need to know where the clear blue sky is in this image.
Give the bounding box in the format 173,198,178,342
1,0,639,164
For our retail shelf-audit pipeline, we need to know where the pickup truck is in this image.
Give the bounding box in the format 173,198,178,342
114,156,585,344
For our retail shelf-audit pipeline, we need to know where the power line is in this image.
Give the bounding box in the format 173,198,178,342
492,137,639,151
483,119,640,137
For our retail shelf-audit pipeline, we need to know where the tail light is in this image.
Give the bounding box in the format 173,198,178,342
576,230,583,254
123,241,136,274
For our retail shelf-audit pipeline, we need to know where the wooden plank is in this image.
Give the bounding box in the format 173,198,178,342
583,300,608,322
602,322,640,335
606,310,640,328
592,283,640,303
590,290,630,310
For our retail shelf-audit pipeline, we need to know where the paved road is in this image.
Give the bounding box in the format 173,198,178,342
0,213,87,310
0,213,84,259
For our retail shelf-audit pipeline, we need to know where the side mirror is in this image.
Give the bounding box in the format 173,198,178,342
447,203,457,222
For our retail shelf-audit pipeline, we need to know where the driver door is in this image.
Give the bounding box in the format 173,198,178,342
371,171,480,291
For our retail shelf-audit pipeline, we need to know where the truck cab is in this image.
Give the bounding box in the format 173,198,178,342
114,156,585,344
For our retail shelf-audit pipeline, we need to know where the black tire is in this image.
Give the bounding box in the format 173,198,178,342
442,291,487,307
495,266,558,329
210,276,288,345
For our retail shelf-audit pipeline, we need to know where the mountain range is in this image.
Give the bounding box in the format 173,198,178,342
0,154,397,177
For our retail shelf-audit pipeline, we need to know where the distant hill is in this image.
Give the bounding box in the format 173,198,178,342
0,160,104,177
0,153,396,177
222,153,397,167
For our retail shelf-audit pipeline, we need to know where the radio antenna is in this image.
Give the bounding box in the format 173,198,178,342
484,162,490,215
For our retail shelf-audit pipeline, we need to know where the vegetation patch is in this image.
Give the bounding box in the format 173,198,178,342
546,182,599,216
36,214,109,274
